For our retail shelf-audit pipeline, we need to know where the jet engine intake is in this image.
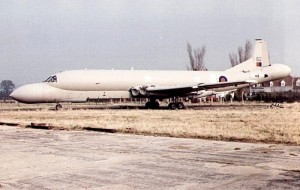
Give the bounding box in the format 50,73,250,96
130,87,140,96
139,88,147,95
130,86,148,97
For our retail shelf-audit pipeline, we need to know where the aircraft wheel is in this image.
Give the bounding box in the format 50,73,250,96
154,101,160,109
145,101,160,109
145,102,151,109
176,102,185,109
168,103,177,110
55,103,62,111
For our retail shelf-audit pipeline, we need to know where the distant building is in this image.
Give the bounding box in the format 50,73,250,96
250,75,299,94
294,77,300,92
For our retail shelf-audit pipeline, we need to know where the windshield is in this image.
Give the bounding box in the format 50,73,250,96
44,75,57,83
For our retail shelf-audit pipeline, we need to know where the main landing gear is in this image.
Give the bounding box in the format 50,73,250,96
167,102,184,110
145,99,160,109
145,98,185,110
168,97,185,110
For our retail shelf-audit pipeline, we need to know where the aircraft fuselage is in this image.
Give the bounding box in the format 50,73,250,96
10,64,290,104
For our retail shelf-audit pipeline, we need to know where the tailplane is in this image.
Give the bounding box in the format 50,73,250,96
226,39,270,72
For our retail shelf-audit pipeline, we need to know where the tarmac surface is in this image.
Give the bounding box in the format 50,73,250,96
1,125,300,189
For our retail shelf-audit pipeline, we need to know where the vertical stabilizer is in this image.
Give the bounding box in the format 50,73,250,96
253,39,270,67
226,39,271,72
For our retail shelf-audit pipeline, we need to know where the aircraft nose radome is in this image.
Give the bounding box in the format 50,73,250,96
9,83,44,103
9,91,18,100
9,88,24,101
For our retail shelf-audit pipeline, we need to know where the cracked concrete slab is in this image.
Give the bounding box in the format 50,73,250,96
1,125,300,189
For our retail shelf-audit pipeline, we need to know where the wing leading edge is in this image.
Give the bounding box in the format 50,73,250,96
136,80,257,97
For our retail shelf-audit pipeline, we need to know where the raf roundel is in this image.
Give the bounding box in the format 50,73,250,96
219,76,228,82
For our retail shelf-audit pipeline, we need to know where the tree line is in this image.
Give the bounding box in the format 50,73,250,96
2,40,296,103
187,40,253,100
186,40,300,103
250,91,300,103
0,80,15,99
187,40,252,70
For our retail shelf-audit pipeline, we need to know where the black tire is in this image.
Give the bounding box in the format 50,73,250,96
145,102,151,109
168,103,177,110
55,104,62,111
145,101,159,109
176,102,185,109
154,101,160,109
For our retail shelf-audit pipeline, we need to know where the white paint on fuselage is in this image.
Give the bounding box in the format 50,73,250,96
49,70,226,91
9,63,291,104
10,39,292,104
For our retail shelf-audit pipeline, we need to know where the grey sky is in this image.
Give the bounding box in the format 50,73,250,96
0,0,299,86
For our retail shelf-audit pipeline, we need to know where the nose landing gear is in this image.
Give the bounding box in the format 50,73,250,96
55,103,62,111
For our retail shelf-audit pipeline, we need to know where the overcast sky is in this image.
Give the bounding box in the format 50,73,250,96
1,0,299,86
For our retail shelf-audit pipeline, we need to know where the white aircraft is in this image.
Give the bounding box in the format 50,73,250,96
10,39,291,110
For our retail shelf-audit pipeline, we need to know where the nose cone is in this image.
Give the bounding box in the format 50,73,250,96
10,83,44,103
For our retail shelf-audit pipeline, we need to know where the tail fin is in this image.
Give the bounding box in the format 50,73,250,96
226,39,270,72
253,39,270,67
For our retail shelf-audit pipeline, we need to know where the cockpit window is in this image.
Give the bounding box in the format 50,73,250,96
44,75,57,83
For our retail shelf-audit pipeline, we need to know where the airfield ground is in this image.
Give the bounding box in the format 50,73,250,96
1,102,300,189
1,124,300,189
0,102,300,145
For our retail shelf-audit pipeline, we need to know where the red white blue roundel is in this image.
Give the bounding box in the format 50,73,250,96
219,76,227,82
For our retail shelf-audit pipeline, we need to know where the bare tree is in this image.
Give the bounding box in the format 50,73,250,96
187,43,206,71
229,40,252,67
228,40,253,101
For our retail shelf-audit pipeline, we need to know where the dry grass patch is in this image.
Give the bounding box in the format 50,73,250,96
1,102,300,144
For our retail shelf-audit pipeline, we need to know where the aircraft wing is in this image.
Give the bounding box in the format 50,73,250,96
145,80,257,96
196,80,258,90
146,85,196,96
